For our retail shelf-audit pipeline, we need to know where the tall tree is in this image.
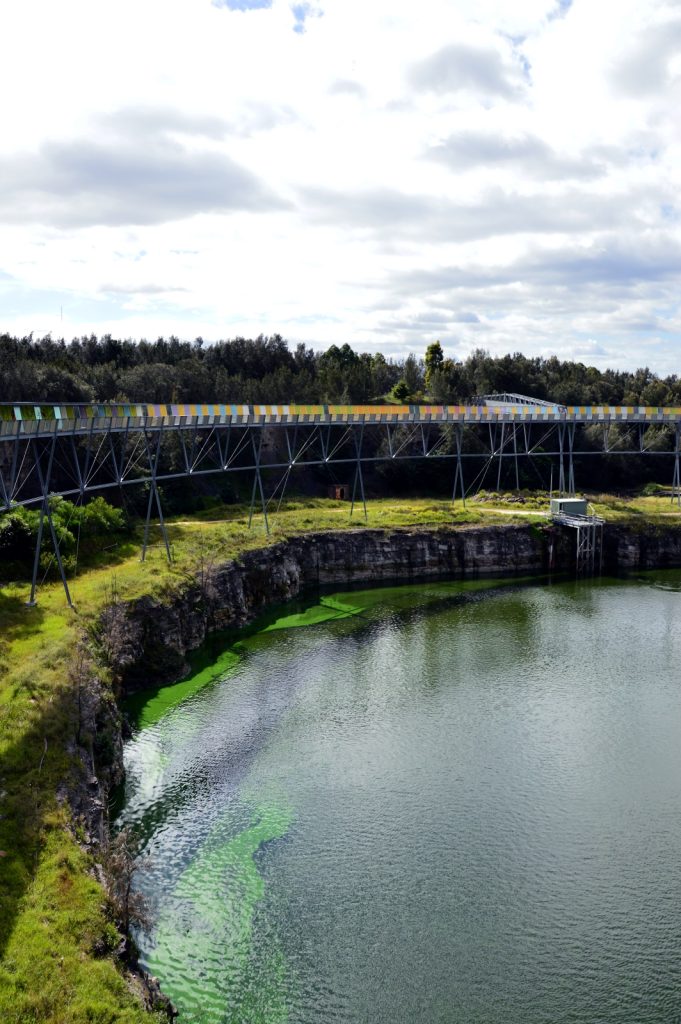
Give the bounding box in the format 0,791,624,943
424,341,444,392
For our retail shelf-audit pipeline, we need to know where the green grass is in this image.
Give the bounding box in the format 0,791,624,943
589,491,681,524
0,492,678,1022
468,487,681,526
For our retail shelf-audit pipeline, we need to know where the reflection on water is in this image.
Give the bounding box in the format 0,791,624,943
119,572,681,1023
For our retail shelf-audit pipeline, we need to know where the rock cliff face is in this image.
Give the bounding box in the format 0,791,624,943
101,524,554,689
604,523,681,568
97,521,681,693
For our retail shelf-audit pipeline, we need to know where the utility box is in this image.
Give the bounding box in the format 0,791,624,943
550,497,588,516
328,483,350,500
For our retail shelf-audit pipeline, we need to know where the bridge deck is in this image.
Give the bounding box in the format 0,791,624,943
2,402,681,435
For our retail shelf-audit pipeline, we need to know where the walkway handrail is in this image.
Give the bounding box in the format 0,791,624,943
2,402,681,433
552,511,606,527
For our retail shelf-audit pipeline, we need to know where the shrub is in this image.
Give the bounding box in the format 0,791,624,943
0,507,37,560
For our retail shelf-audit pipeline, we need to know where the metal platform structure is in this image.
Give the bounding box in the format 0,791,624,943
551,507,605,574
1,398,680,604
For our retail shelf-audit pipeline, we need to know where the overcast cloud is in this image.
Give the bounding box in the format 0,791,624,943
408,42,526,98
1,0,680,373
0,140,286,228
426,131,606,180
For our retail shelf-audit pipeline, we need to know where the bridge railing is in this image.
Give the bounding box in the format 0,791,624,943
1,402,681,434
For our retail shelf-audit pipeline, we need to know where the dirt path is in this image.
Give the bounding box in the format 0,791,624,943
474,507,548,516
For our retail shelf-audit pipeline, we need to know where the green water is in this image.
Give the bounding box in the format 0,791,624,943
119,570,681,1023
126,576,527,731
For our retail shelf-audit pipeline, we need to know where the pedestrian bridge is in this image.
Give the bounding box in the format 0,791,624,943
1,400,681,434
1,396,679,605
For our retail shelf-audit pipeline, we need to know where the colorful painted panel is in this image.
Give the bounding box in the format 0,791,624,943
1,402,680,427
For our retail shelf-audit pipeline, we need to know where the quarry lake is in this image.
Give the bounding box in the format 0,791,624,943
117,570,681,1024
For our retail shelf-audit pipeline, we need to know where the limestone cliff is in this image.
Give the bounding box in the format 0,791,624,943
96,521,681,693
97,525,552,689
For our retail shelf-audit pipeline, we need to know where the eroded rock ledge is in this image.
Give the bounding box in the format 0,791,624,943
98,522,681,694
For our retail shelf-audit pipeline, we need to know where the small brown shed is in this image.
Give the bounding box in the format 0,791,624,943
328,483,351,500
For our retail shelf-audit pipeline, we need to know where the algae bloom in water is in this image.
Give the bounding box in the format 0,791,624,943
146,802,294,1024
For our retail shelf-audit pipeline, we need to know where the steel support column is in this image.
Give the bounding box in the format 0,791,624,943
28,430,73,607
248,428,270,534
350,424,368,521
567,424,576,496
141,424,172,562
452,425,465,506
8,421,21,504
496,422,506,492
672,424,681,507
512,424,520,492
28,502,47,607
0,460,8,509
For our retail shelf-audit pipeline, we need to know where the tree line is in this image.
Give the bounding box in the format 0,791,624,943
1,332,680,407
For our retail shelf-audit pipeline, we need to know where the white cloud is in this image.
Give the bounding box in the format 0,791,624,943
0,0,680,374
0,128,288,228
408,42,526,98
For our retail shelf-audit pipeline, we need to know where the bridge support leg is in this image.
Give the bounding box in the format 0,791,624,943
141,485,154,561
70,435,85,496
141,425,172,563
512,425,520,492
141,481,171,563
558,424,566,496
496,422,505,492
0,459,9,510
452,425,465,506
567,424,576,496
523,423,546,492
157,485,172,562
275,465,292,513
8,421,21,505
276,425,299,512
28,504,46,607
27,432,73,608
262,433,296,516
350,425,367,522
44,498,74,607
672,425,681,508
248,429,269,535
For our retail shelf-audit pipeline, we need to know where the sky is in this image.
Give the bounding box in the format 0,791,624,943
1,0,681,373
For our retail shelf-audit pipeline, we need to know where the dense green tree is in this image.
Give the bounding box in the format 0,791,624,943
117,363,178,402
391,379,411,402
403,353,423,396
0,508,36,561
0,497,126,579
38,365,94,402
424,341,444,390
371,353,399,397
429,359,468,402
